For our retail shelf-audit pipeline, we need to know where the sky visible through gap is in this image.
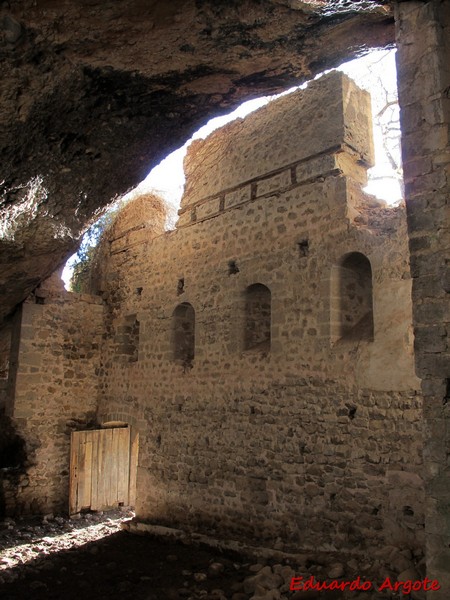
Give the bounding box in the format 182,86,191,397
62,49,402,288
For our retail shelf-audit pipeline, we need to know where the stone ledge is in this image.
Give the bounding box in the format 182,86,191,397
177,148,358,228
123,519,329,563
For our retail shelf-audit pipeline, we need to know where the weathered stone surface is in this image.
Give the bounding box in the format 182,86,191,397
327,563,345,579
3,2,450,591
0,0,395,327
250,588,281,600
3,282,103,514
181,71,374,210
3,72,425,563
231,594,248,600
49,72,422,557
396,1,450,596
249,563,265,573
290,591,320,600
208,562,225,578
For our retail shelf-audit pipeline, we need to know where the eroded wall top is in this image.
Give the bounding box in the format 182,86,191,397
181,71,374,211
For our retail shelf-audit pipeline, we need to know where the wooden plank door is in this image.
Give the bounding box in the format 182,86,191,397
69,427,131,515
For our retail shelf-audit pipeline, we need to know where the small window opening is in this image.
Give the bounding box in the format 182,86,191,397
228,260,240,275
244,283,271,352
136,287,143,296
298,240,309,257
172,302,195,366
177,278,185,295
331,252,374,343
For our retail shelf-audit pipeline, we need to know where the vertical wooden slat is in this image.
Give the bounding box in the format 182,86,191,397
128,432,139,506
90,429,100,511
98,429,107,510
96,430,104,511
69,432,79,515
77,432,87,511
117,428,130,505
82,432,93,509
111,428,120,504
102,429,112,508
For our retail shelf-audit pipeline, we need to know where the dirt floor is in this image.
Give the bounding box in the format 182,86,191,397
0,511,409,600
0,510,241,600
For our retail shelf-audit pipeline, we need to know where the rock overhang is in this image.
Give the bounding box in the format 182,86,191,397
0,0,396,326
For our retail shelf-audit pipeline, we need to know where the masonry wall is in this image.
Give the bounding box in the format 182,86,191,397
179,71,374,226
396,1,450,595
5,288,103,514
95,72,424,555
0,323,12,412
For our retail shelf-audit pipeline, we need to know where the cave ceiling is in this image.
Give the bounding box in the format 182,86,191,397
0,0,397,327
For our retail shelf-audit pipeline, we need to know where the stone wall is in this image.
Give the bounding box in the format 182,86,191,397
2,69,426,564
396,1,450,595
0,324,12,411
1,2,448,588
4,285,103,515
94,72,424,555
180,72,374,218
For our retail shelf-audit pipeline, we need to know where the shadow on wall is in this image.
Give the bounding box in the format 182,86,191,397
0,415,27,518
331,252,374,344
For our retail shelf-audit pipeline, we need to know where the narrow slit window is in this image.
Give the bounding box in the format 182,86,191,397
244,283,271,352
172,302,195,365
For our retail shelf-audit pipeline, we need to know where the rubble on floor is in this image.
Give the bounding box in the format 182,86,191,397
0,511,425,600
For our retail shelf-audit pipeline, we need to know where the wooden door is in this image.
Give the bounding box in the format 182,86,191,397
69,427,131,515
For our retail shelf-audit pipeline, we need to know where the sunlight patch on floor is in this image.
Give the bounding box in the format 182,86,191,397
0,512,132,572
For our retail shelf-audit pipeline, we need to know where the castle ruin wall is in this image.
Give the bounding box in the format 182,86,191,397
93,72,424,555
3,285,103,515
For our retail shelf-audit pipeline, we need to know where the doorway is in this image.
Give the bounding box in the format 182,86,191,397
69,425,138,515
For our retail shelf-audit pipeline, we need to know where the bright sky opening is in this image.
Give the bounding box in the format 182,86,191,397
63,48,402,289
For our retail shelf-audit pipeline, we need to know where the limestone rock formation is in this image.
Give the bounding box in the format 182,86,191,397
0,0,395,327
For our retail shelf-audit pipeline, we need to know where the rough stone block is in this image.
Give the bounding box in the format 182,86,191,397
414,326,447,353
224,186,251,209
256,170,291,197
196,197,222,221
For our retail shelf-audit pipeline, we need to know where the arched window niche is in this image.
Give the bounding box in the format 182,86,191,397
331,252,374,343
172,302,195,366
244,283,271,352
